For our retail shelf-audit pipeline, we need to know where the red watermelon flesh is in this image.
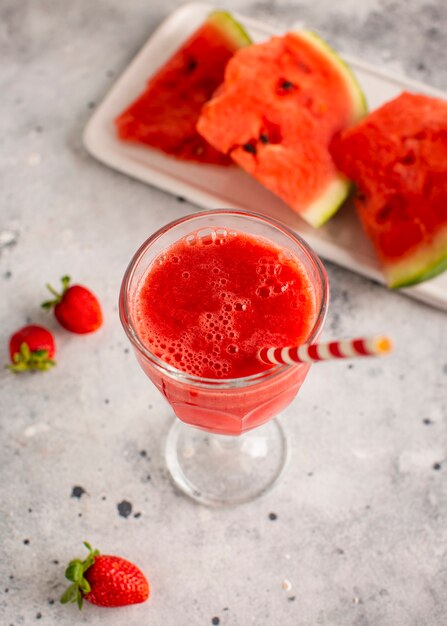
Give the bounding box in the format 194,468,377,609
197,31,366,226
331,91,447,288
115,12,251,165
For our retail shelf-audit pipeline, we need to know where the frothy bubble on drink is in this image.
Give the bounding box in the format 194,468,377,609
134,228,316,378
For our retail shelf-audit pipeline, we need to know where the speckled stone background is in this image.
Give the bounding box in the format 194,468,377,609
1,1,447,625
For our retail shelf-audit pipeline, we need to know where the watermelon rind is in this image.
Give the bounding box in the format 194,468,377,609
297,30,367,123
292,30,367,227
385,225,447,289
301,175,351,228
208,11,252,48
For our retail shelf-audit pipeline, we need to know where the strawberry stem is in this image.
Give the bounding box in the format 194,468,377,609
42,275,71,310
60,542,100,610
7,343,56,373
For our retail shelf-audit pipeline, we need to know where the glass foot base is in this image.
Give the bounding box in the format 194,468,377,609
165,418,288,507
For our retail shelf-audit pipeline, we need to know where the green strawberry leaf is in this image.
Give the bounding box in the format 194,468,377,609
76,590,84,610
7,343,56,374
60,584,77,604
20,343,31,360
65,562,84,583
60,542,100,610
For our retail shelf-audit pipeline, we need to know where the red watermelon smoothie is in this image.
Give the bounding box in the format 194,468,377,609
120,210,328,437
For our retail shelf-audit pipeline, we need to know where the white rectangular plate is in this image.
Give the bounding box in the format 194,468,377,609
83,2,447,311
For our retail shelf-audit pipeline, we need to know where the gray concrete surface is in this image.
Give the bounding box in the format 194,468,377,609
1,1,447,624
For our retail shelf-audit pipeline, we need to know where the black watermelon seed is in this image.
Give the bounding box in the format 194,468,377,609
260,134,269,144
242,143,257,155
281,80,295,90
276,79,298,96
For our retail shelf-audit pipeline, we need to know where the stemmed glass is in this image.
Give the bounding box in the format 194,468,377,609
120,210,328,506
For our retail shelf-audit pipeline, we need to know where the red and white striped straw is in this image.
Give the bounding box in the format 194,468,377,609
258,336,392,365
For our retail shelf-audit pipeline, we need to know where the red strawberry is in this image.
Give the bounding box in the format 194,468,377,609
8,324,56,373
42,276,103,334
60,542,150,609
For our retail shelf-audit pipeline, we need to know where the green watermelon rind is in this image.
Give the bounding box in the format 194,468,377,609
292,30,367,227
296,30,368,123
208,11,252,48
385,225,447,289
302,176,352,228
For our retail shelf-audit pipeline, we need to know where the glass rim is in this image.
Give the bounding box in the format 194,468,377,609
119,209,329,389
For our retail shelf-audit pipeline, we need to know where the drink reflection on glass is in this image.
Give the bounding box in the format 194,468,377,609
120,210,328,506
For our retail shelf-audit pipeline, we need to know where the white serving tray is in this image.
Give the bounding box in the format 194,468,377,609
83,2,447,311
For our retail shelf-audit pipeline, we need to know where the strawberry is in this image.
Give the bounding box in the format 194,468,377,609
8,324,56,373
60,542,150,609
42,275,103,334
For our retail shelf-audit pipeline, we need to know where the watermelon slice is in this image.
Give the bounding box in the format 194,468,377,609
115,11,251,165
197,31,366,226
331,92,447,288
